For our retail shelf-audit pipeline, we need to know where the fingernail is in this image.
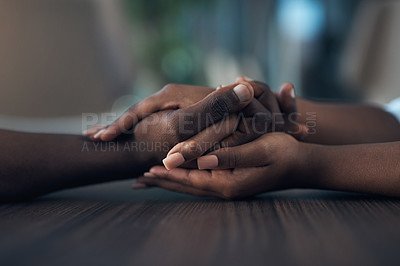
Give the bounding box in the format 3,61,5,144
290,88,295,99
93,129,105,139
197,155,218,169
82,130,89,136
144,172,157,178
233,84,251,102
162,153,185,170
132,183,148,189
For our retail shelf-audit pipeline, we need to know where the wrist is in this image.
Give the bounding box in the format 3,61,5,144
291,141,325,189
86,139,159,181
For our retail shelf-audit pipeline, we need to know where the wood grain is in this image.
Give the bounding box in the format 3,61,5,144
0,180,399,266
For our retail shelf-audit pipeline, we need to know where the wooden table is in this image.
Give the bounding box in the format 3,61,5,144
1,180,399,266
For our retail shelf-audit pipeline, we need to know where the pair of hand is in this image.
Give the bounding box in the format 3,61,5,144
84,77,308,198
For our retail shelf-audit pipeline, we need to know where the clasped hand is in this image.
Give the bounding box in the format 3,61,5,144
84,77,308,199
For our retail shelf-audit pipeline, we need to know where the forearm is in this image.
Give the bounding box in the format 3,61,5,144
301,141,400,197
0,129,156,202
296,99,400,144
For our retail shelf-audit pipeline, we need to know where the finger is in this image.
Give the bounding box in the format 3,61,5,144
95,84,217,141
166,83,277,166
240,80,286,133
236,77,279,111
132,172,157,189
131,180,149,189
219,112,272,148
220,94,282,148
171,82,254,140
163,82,279,168
95,89,183,141
149,165,217,192
277,82,297,135
251,81,282,119
94,95,163,141
135,175,217,197
88,128,108,141
277,83,308,139
82,125,105,137
287,122,309,140
195,136,271,169
278,82,296,115
90,129,106,141
163,114,238,170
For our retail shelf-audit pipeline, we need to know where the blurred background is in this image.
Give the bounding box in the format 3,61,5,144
0,0,399,133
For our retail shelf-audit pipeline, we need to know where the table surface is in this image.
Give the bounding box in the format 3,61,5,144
1,180,399,266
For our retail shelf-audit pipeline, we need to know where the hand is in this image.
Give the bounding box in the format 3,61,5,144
133,133,311,199
117,108,232,164
83,82,253,141
236,76,306,139
162,79,307,169
104,81,256,164
84,79,307,168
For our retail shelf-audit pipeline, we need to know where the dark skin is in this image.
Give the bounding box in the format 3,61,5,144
0,107,216,202
3,114,400,203
0,129,155,202
130,80,400,198
0,81,297,202
86,81,307,168
139,134,400,199
295,99,400,145
0,109,192,202
2,80,400,201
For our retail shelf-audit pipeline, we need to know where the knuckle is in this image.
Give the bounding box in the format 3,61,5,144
187,170,203,188
156,112,180,145
115,117,131,133
164,171,174,182
165,169,193,186
181,173,192,186
261,140,273,155
169,110,195,142
255,81,272,93
253,81,275,101
161,83,178,93
181,140,204,159
228,150,241,169
207,95,232,122
252,81,271,93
